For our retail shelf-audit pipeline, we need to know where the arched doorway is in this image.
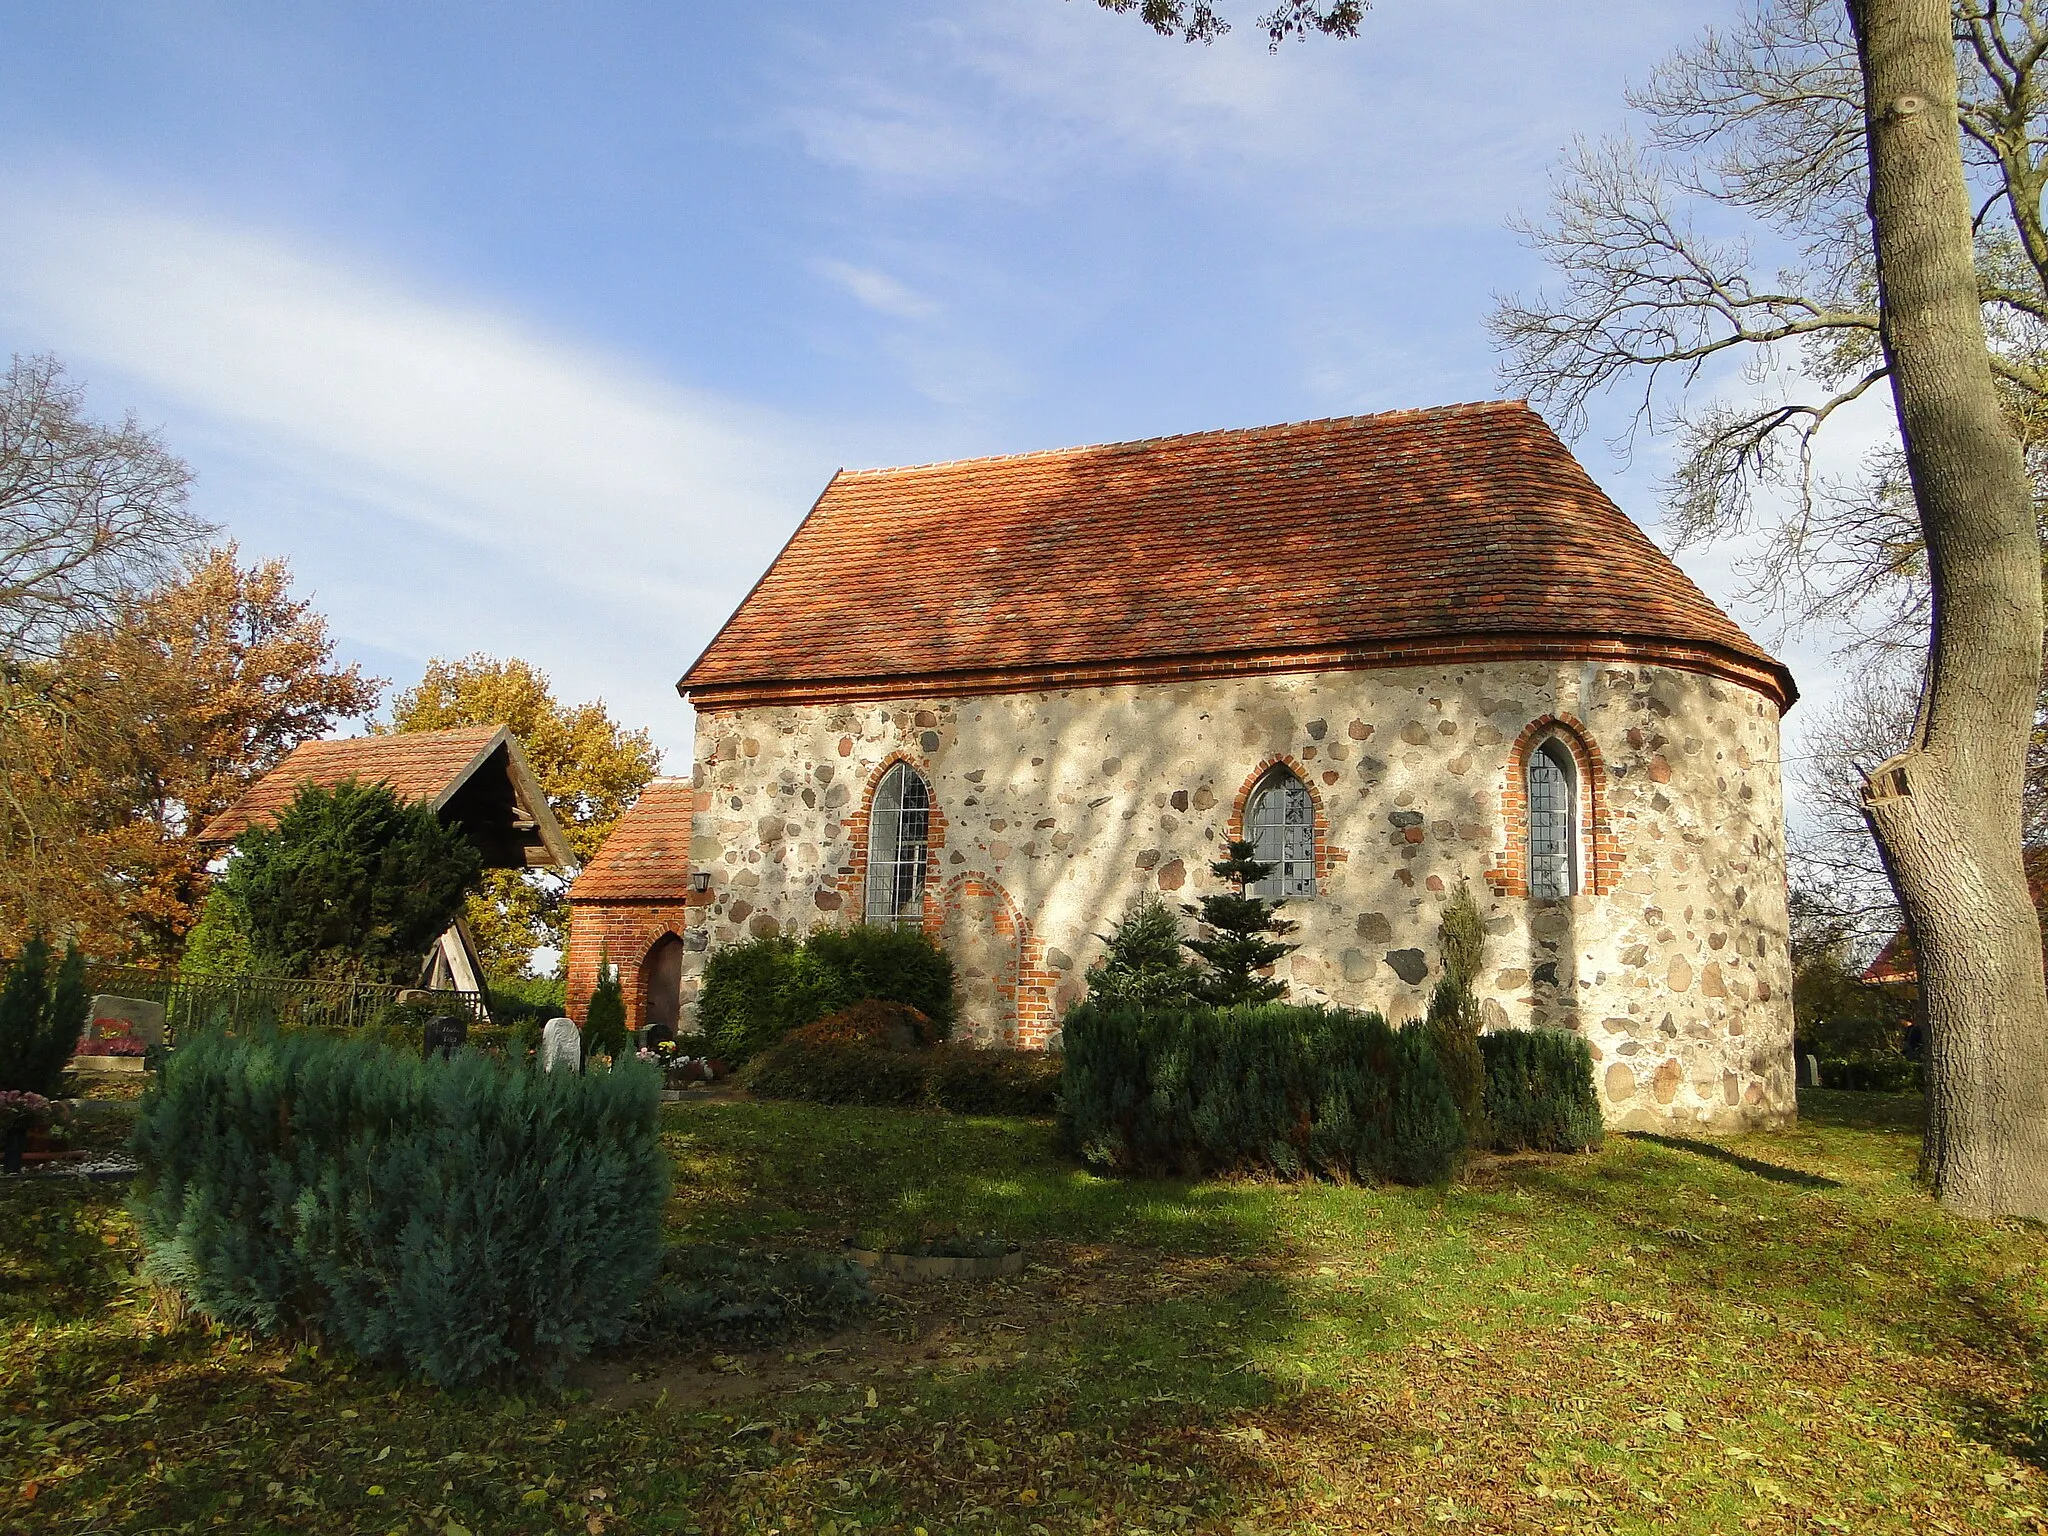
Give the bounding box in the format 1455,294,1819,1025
640,934,685,1039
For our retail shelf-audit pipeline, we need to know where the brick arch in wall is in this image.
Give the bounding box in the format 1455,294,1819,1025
936,873,1057,1049
1225,754,1348,885
637,928,689,1035
1487,714,1619,898
833,751,949,929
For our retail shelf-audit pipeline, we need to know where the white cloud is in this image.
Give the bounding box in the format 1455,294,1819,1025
811,257,942,322
0,177,841,763
777,1,1700,225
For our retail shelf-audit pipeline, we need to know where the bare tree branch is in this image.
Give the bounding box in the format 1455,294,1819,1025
0,354,212,662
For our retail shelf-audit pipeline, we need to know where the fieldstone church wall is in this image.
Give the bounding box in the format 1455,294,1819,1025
680,658,1795,1131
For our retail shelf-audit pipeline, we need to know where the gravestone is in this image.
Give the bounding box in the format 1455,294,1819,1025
1800,1053,1822,1089
422,1014,468,1061
540,1016,581,1074
77,996,166,1071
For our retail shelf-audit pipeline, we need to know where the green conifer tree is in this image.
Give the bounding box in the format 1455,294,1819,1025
1085,894,1196,1010
1183,840,1298,1007
219,779,484,984
584,949,629,1064
0,937,89,1097
1426,879,1488,1147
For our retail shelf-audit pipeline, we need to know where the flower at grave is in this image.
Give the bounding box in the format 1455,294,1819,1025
636,1048,656,1064
93,1035,150,1058
0,1091,55,1130
653,1037,679,1060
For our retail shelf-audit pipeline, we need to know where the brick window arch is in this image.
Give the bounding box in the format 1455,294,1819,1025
1245,766,1317,898
864,760,932,925
1227,755,1344,887
1490,715,1617,898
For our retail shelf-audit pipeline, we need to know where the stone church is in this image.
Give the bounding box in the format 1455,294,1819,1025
587,402,1798,1130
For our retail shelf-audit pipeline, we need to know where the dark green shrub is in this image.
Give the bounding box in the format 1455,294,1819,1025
1059,1002,1464,1184
699,927,957,1066
1085,894,1196,1009
925,1047,1063,1116
799,926,955,1034
584,954,629,1063
219,778,484,983
740,1037,929,1106
741,1038,1062,1116
1817,1051,1920,1092
1389,1021,1466,1183
0,938,89,1097
698,936,799,1065
1480,1029,1604,1153
632,1244,871,1346
487,974,565,1026
130,1029,666,1387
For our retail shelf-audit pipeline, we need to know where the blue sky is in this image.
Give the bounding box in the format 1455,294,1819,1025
0,0,1856,776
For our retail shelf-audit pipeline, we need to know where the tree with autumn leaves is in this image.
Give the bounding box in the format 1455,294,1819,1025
1,545,381,959
385,655,659,976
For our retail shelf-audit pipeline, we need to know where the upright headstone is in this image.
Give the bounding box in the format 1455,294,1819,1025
77,996,167,1071
541,1016,582,1074
1800,1053,1822,1089
422,1014,468,1061
83,996,166,1053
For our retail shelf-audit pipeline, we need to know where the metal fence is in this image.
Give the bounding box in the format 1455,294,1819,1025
83,966,489,1043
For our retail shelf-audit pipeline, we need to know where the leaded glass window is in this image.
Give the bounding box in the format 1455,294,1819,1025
864,763,931,926
1247,770,1316,899
1527,739,1578,899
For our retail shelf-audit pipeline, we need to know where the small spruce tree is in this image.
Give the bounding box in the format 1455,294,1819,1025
0,938,90,1097
1425,880,1488,1147
1183,840,1298,1007
584,950,629,1064
1085,894,1197,1010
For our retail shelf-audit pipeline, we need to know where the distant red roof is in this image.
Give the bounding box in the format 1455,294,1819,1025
1862,847,2048,984
202,727,505,844
199,725,576,871
567,779,694,903
680,403,1795,709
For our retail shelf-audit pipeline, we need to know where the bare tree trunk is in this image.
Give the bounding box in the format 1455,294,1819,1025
1850,0,2048,1218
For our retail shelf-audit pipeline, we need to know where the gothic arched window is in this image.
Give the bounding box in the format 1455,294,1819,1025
1526,737,1580,899
864,762,932,925
1246,768,1316,899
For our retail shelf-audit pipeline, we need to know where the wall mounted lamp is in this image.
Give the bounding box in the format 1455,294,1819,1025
690,871,711,893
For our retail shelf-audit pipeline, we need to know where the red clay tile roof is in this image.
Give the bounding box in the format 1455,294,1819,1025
200,726,507,845
1862,848,2048,983
680,403,1794,708
567,779,695,903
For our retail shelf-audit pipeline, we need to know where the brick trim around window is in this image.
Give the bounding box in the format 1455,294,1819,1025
1487,714,1618,898
834,752,948,931
1225,755,1347,886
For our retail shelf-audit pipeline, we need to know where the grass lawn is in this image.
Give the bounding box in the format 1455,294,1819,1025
3,1089,2045,1534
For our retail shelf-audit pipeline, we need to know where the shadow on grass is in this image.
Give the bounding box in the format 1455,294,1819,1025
1621,1131,1841,1189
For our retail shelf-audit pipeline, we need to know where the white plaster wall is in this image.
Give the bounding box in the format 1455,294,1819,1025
685,659,1795,1131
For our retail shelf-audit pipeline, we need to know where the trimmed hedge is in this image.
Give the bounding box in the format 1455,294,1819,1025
742,1038,1062,1116
1058,1002,1465,1184
130,1030,666,1388
699,927,956,1065
1479,1028,1604,1154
